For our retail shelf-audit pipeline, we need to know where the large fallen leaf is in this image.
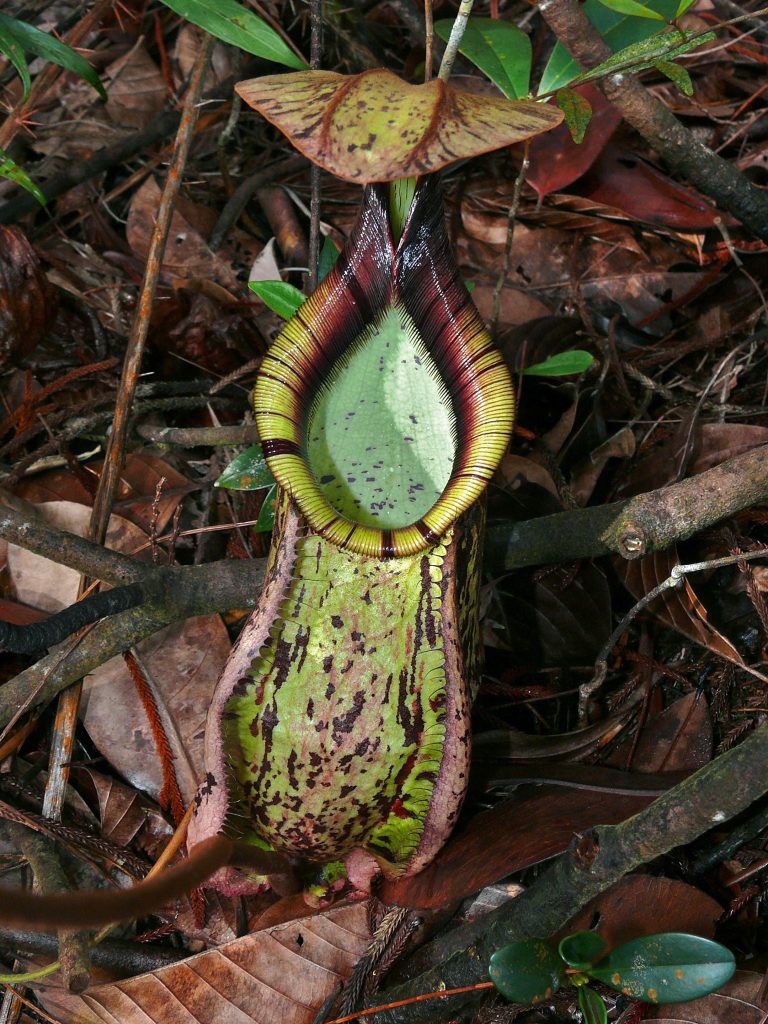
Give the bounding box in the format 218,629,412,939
36,902,371,1024
7,501,231,804
236,69,563,182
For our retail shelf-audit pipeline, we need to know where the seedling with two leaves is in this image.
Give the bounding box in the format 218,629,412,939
488,930,736,1023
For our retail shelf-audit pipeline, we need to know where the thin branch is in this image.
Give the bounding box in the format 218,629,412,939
437,0,474,81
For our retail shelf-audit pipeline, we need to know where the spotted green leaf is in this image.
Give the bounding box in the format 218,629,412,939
489,940,565,1004
565,25,713,90
589,933,736,1003
538,0,679,94
0,11,105,99
555,87,593,143
157,0,306,69
559,930,607,969
237,69,563,182
215,444,275,491
434,17,532,99
653,57,693,95
0,148,45,205
578,986,608,1024
249,280,305,319
523,350,594,376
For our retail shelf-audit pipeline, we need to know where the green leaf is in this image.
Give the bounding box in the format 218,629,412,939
0,148,46,205
318,235,340,282
538,0,680,94
157,0,306,69
674,0,696,14
589,933,736,1003
594,0,665,19
249,280,305,319
559,931,607,969
523,350,594,376
578,986,608,1024
434,17,532,99
565,27,714,90
652,57,693,94
0,19,31,99
254,482,278,531
489,940,565,1004
0,11,105,99
237,69,563,183
215,444,275,490
555,88,593,143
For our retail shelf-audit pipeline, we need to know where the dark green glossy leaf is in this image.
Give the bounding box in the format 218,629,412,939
559,930,607,968
594,0,665,19
489,940,565,1004
523,350,594,376
0,18,31,98
215,444,275,490
249,279,305,319
318,235,340,282
0,11,105,99
555,88,593,143
578,985,608,1024
158,0,306,69
0,148,45,205
538,0,679,94
254,482,278,532
653,57,693,95
434,17,532,99
589,933,736,1003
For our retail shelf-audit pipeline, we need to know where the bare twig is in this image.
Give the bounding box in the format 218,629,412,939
438,0,474,81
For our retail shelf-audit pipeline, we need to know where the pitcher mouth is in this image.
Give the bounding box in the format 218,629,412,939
253,177,514,558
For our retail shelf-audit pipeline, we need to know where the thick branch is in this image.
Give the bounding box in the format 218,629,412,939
535,0,768,242
375,720,768,1022
486,443,768,570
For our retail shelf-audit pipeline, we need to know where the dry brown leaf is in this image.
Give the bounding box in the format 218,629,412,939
570,427,636,507
104,41,166,131
37,903,371,1024
7,501,230,804
127,178,238,288
0,226,54,369
471,283,551,327
610,692,713,773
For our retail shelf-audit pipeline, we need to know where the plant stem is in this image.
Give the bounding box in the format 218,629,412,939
437,0,474,81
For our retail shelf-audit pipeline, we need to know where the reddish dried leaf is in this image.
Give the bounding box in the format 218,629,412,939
525,85,622,198
562,875,723,952
575,145,726,230
237,69,563,182
104,42,166,131
380,786,658,909
610,692,713,773
0,226,54,368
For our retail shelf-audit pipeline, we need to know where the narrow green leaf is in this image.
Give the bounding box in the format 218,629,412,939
489,940,565,1004
567,27,714,88
652,57,693,94
0,148,46,205
434,17,532,99
0,11,105,99
249,280,305,319
578,986,608,1024
555,88,593,143
318,235,340,282
254,482,278,531
594,0,666,19
157,0,306,69
215,444,275,490
523,350,594,376
674,0,696,15
0,21,31,99
590,933,736,1003
538,0,680,94
559,931,607,969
